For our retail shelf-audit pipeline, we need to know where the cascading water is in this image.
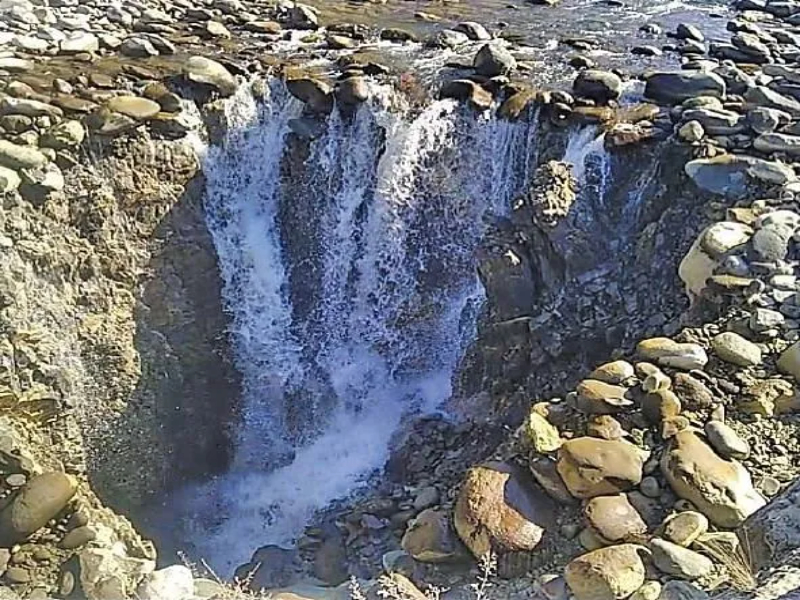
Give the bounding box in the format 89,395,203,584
170,79,542,572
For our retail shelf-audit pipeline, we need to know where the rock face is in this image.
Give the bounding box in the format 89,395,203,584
740,477,800,569
564,544,646,600
661,431,765,527
0,473,77,545
454,462,554,558
557,438,646,499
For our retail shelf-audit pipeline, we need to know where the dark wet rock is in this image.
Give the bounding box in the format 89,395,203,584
0,473,77,545
681,108,744,135
473,43,517,77
740,477,800,570
335,77,370,106
573,70,622,105
440,79,493,111
401,508,462,562
454,21,491,41
676,23,705,42
287,78,334,114
746,86,800,117
499,89,537,120
288,117,326,140
570,55,595,69
427,29,470,48
380,28,417,42
313,534,348,586
658,581,709,600
748,107,790,134
289,4,319,29
234,546,299,590
454,461,555,558
327,34,356,50
754,132,800,156
120,36,159,58
685,154,796,197
632,45,662,56
645,71,725,104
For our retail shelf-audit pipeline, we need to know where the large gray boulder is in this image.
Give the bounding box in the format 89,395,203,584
644,71,725,104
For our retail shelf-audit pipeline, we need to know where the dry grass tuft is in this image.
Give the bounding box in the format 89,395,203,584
179,551,273,600
694,530,757,593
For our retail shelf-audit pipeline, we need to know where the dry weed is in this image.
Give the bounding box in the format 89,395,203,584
179,551,273,600
694,530,757,592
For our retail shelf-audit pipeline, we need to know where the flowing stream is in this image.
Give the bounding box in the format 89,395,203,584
174,80,541,572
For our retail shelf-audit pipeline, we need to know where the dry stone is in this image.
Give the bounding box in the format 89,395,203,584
650,538,713,580
636,338,708,370
588,361,635,384
575,380,634,414
0,473,77,545
557,438,646,499
454,461,554,558
401,509,460,563
661,431,765,527
583,494,647,543
564,544,646,600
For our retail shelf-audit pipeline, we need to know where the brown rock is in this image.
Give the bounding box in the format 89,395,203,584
564,544,647,600
401,509,461,563
575,380,634,415
661,511,708,547
586,415,627,440
529,456,577,505
588,361,635,385
671,373,714,410
640,389,682,424
454,462,554,558
0,473,77,545
661,431,765,528
584,494,647,543
557,438,646,499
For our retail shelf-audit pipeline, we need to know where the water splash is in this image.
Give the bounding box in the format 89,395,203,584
175,81,540,572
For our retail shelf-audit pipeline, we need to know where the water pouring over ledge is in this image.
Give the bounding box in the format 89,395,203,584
168,79,542,572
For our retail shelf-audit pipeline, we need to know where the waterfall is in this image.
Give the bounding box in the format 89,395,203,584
564,125,611,206
174,79,541,572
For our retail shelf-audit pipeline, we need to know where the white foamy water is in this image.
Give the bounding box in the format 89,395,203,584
174,79,541,572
